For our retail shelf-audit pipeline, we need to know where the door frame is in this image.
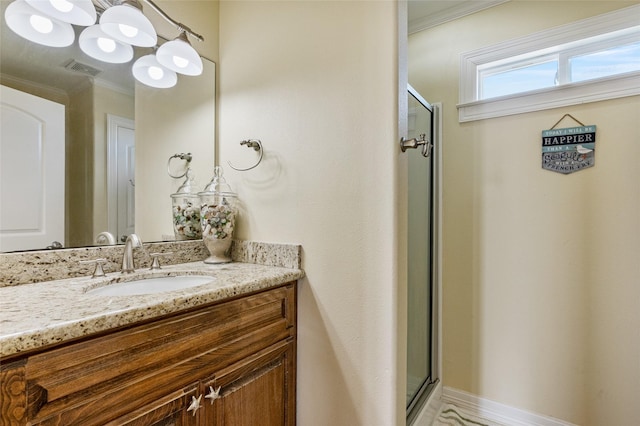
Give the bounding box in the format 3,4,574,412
406,101,443,425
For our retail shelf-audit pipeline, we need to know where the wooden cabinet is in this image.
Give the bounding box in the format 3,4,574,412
0,283,296,426
108,383,200,426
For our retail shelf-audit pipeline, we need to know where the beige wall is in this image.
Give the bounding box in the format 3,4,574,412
136,1,218,242
67,86,93,247
218,1,402,424
409,2,640,424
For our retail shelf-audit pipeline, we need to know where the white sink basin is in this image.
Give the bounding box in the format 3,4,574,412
87,275,215,296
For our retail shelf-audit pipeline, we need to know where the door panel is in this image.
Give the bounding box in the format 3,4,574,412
0,85,65,251
207,341,294,426
406,87,435,412
107,114,135,241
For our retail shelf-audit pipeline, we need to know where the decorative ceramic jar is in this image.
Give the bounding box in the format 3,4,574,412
198,166,237,264
170,169,202,240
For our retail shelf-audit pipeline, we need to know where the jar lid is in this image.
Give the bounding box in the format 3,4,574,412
171,168,197,197
199,166,237,197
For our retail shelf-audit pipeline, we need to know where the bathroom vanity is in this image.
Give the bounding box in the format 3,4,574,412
0,242,303,426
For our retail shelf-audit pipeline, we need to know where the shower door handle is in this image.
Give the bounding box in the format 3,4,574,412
400,134,432,157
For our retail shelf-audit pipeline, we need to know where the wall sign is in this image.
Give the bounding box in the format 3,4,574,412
542,115,596,174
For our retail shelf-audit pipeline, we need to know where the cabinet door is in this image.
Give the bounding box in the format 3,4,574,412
102,384,200,426
203,340,296,426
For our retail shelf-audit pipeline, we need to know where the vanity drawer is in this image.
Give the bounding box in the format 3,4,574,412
21,283,296,425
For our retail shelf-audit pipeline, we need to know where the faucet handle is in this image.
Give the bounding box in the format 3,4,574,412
149,252,174,270
80,258,107,278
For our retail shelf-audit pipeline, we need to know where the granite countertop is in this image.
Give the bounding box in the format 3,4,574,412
0,261,304,359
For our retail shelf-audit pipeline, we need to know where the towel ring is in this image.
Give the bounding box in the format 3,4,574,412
167,152,193,179
228,139,263,171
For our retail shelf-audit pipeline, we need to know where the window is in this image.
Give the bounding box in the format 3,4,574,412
480,58,558,99
569,41,640,83
458,5,640,122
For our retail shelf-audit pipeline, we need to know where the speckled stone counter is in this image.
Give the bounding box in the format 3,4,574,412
0,239,301,286
0,241,304,359
0,261,304,359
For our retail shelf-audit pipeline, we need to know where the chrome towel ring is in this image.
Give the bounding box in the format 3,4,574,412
228,139,263,171
167,152,193,178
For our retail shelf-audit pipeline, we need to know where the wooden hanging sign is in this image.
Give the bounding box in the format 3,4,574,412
541,114,596,174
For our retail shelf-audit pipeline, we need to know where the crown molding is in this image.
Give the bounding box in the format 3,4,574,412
409,0,510,34
0,73,71,102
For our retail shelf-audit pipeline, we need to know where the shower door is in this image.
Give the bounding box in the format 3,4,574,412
405,85,437,421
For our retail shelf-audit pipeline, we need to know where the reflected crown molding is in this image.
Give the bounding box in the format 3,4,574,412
1,72,71,102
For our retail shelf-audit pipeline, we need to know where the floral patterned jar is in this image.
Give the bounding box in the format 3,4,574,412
198,166,237,264
170,169,202,240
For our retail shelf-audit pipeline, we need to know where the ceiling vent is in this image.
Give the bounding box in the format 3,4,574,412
64,59,102,77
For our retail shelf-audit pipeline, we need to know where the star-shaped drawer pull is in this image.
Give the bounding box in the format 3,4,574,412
187,395,202,416
205,386,222,404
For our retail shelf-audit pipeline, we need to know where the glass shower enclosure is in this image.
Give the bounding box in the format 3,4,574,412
405,84,438,423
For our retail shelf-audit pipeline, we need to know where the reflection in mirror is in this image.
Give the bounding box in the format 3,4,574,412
0,0,215,253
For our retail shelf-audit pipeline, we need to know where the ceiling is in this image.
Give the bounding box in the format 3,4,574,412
1,1,507,95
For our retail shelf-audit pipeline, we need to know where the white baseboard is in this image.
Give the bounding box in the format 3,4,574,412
411,381,443,426
441,387,579,426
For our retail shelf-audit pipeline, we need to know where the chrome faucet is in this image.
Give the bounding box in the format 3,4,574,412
121,234,142,273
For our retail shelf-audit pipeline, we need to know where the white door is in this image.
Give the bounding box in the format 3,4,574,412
107,115,135,242
0,85,65,252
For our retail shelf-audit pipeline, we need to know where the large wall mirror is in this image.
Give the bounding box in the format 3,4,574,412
0,0,216,253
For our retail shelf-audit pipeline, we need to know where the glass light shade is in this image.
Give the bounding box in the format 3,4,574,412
156,35,203,76
4,0,74,47
99,3,156,47
133,54,177,88
25,0,96,26
79,25,133,63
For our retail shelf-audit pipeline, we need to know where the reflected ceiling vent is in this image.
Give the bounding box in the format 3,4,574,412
64,59,102,77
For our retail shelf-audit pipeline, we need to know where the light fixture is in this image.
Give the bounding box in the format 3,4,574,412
4,0,74,47
4,0,204,89
79,25,133,63
99,0,156,47
25,0,96,26
133,54,177,88
156,31,203,76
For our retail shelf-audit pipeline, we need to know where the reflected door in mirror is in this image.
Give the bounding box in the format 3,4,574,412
0,85,65,252
107,115,135,242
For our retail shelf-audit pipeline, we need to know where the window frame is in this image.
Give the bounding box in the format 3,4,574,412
457,5,640,122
